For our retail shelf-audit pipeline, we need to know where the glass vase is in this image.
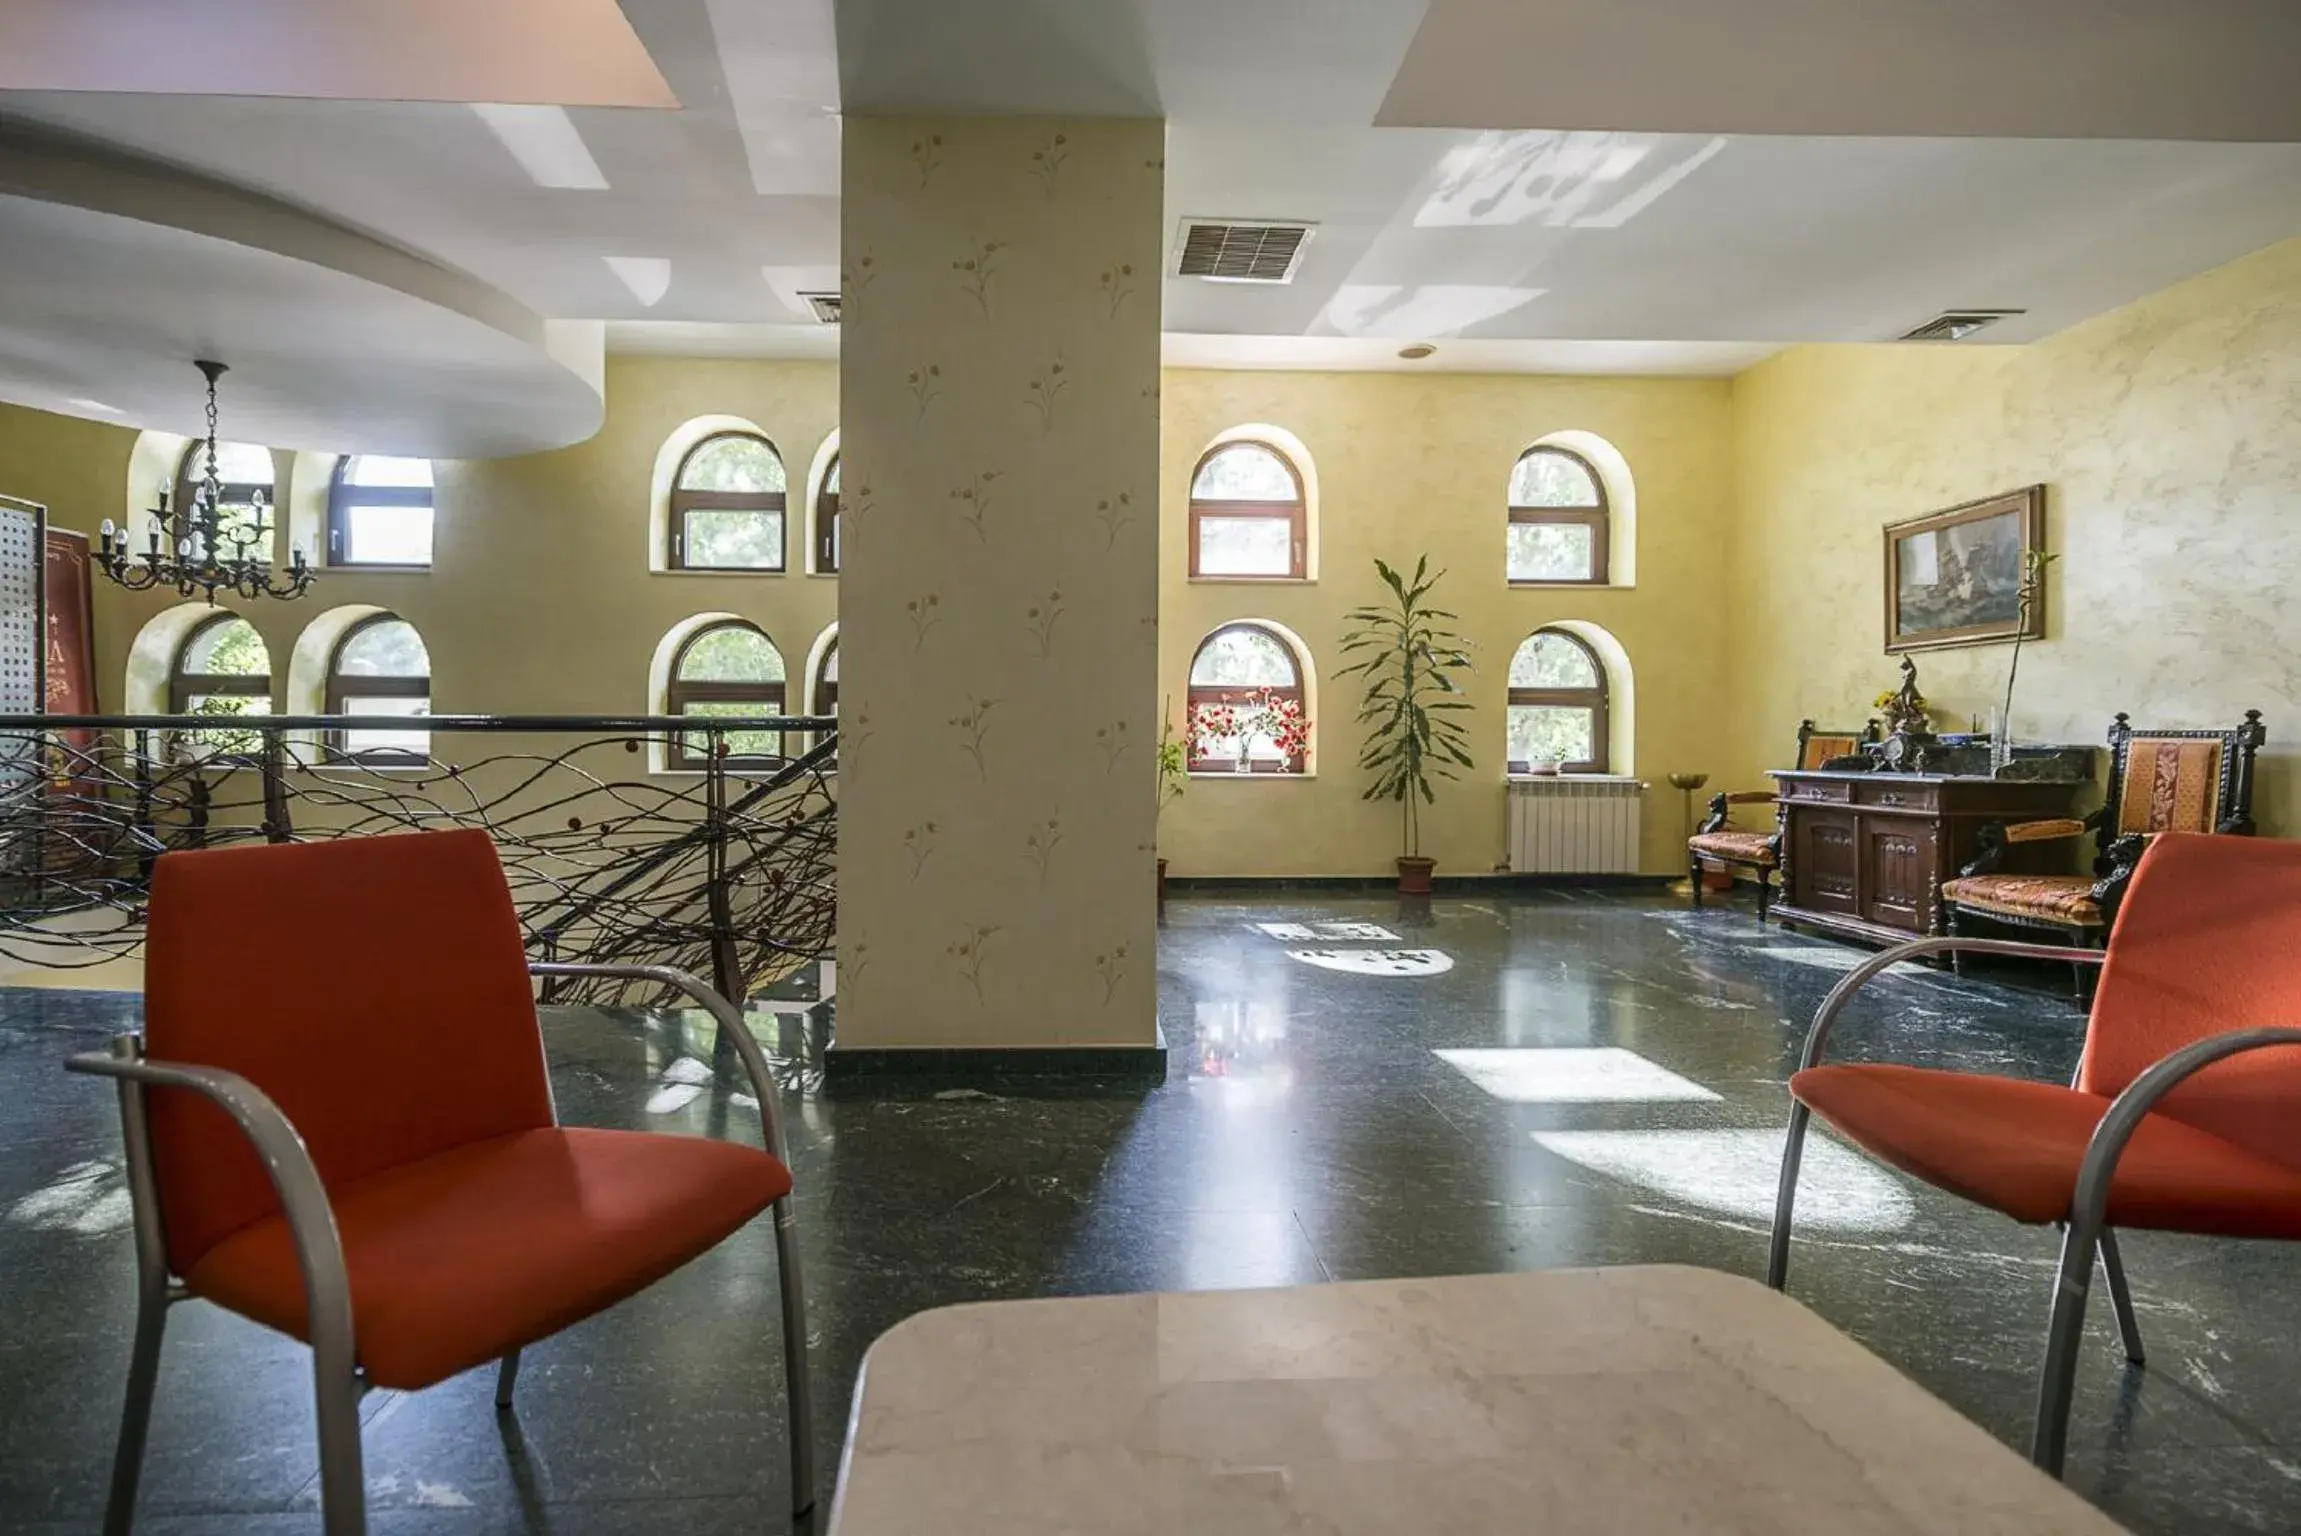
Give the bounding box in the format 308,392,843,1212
1989,707,2014,776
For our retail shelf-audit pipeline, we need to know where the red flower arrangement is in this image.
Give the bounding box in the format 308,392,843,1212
1188,690,1309,770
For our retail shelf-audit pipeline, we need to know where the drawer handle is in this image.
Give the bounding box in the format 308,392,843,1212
1877,792,1904,806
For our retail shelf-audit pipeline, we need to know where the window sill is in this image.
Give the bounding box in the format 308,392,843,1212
1506,578,1613,589
1187,769,1316,781
326,563,432,575
1187,575,1314,586
653,567,791,578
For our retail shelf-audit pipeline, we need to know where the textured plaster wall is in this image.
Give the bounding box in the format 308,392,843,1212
1156,368,1736,878
0,356,841,738
837,117,1164,1050
1727,235,2301,835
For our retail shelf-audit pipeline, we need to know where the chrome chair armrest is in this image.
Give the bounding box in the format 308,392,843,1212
65,1043,353,1357
1796,935,2106,1072
527,962,794,1166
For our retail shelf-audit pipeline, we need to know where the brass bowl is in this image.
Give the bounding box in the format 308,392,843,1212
1666,771,1709,792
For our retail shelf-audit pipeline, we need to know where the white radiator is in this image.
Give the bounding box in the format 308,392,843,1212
1507,776,1646,874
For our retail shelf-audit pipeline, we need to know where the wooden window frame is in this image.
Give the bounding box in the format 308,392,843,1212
811,636,838,715
173,440,277,559
1507,445,1609,587
322,612,430,763
1188,441,1307,581
666,620,787,769
813,453,840,574
1506,628,1610,774
1184,622,1308,775
327,455,434,569
669,431,787,573
168,612,272,713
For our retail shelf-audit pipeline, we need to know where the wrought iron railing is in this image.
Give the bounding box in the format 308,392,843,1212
0,714,836,1009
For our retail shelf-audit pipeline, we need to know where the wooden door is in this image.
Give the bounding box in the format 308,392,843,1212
1862,819,1939,934
1792,809,1860,916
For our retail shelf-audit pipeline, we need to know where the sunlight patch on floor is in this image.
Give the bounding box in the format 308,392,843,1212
1437,1046,1720,1104
1533,1128,1914,1232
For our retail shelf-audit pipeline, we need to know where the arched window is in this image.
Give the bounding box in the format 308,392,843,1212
1507,445,1608,585
1508,628,1609,773
169,612,271,757
666,620,786,767
670,431,785,571
325,613,431,762
1186,622,1308,774
813,636,838,714
173,441,275,562
814,452,841,574
328,456,434,567
1190,441,1305,580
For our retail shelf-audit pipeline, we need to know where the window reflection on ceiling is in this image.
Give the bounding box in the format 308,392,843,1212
1414,131,1729,231
1322,283,1546,339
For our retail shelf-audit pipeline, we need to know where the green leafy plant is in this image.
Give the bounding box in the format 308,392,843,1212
1338,557,1474,860
1155,697,1188,821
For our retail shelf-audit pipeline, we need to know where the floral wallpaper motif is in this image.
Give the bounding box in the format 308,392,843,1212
840,116,1162,1046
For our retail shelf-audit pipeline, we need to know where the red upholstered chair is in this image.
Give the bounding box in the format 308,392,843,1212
67,829,814,1536
1766,832,2301,1477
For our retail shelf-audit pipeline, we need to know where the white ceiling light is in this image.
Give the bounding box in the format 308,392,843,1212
603,257,672,307
470,104,609,191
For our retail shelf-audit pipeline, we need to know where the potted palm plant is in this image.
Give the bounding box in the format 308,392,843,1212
1339,556,1473,894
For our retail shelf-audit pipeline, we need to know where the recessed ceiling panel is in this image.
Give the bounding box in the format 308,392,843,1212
1379,0,2301,142
0,0,677,108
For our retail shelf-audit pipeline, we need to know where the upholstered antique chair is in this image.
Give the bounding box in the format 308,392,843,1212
66,830,815,1536
1942,710,2265,996
1769,832,2301,1477
1688,718,1876,921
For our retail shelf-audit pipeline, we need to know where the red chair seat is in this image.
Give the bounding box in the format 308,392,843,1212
185,1127,791,1390
1792,1063,2301,1237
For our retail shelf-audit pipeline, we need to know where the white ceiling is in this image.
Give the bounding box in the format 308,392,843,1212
1,0,2299,449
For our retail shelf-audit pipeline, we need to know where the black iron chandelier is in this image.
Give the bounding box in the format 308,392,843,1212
97,360,314,602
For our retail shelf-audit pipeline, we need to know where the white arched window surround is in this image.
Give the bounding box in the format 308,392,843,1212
1188,424,1319,582
803,429,841,576
283,604,432,768
802,621,839,716
1508,430,1636,589
1184,619,1317,775
1508,620,1635,777
648,613,789,773
129,604,272,763
648,415,790,575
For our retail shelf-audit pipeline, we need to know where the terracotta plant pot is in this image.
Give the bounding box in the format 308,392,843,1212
1396,855,1436,895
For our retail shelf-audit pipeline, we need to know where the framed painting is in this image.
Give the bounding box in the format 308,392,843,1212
1883,485,2045,653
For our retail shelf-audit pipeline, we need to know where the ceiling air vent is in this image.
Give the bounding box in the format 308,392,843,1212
800,291,841,324
1174,219,1315,283
1898,309,2024,342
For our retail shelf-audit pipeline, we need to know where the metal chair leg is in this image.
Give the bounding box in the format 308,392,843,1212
2032,1221,2098,1475
1756,869,1772,924
102,1280,170,1536
495,1349,522,1412
2098,1228,2146,1366
312,1339,368,1534
1766,1102,1812,1290
1689,855,1704,907
772,1196,818,1517
1946,909,1965,976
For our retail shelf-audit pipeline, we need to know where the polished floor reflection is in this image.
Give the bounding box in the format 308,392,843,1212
2,888,2297,1533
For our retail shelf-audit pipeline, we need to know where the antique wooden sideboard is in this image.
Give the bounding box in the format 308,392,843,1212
1768,770,2087,947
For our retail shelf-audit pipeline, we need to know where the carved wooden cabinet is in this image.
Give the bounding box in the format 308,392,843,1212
1768,771,2085,947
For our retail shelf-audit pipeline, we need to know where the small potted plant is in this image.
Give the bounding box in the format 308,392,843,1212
1339,556,1473,894
1155,700,1187,909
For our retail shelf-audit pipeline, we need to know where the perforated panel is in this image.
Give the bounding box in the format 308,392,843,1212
0,500,42,715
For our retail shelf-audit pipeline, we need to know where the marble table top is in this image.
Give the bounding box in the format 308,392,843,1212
828,1265,2126,1535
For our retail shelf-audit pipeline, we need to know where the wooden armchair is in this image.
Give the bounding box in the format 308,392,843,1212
1943,710,2265,996
1690,719,1877,922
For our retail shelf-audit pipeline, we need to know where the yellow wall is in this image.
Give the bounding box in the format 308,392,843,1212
0,356,841,738
1156,368,1735,876
1727,234,2301,835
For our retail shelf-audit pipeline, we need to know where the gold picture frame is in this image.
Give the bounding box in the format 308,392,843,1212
1883,485,2045,654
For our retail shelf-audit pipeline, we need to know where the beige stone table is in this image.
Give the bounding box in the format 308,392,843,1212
828,1265,2126,1534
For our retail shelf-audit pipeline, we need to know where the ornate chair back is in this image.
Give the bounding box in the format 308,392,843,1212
1794,718,1878,771
2102,710,2265,843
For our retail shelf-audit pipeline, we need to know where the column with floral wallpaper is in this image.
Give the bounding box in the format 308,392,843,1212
836,117,1164,1052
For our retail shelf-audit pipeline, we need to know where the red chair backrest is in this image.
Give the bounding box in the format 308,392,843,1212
143,829,553,1275
2080,832,2301,1168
